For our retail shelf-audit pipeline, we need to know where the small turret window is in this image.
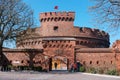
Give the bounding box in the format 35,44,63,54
53,26,58,31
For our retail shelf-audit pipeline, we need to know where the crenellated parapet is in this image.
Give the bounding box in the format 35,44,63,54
78,27,109,41
112,40,120,50
16,38,43,49
40,12,75,22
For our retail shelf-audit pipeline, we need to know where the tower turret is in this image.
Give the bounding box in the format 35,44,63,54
40,11,75,36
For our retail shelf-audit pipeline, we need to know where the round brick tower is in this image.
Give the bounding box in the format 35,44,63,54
17,11,110,49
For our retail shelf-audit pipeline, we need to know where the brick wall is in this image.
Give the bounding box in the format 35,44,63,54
76,48,117,72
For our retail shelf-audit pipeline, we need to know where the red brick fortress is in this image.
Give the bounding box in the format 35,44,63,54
2,11,120,72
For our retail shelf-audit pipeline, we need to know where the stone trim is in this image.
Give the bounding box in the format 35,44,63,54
75,48,120,53
3,49,43,52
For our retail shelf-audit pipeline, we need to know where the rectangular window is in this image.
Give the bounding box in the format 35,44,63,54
53,26,58,31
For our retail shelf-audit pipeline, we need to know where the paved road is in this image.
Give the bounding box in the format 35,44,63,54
0,71,120,80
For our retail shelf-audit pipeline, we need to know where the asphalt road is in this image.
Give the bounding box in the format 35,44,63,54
0,71,120,80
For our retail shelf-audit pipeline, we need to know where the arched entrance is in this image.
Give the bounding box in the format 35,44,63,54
49,56,69,71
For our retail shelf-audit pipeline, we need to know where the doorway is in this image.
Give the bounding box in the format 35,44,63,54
49,56,68,70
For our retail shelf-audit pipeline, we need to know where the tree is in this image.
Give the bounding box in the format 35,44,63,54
0,0,34,67
89,0,120,30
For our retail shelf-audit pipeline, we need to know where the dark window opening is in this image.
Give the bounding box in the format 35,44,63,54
83,61,86,65
45,13,47,16
96,61,99,64
53,45,56,47
66,44,68,47
90,61,92,64
27,60,30,63
111,61,113,64
50,12,52,15
53,26,58,31
39,61,41,64
21,60,24,63
49,44,52,47
9,60,12,63
33,61,35,63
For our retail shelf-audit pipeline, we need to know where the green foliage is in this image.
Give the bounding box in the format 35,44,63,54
18,66,30,70
32,66,42,71
79,66,85,72
7,65,13,71
106,69,119,75
87,67,97,73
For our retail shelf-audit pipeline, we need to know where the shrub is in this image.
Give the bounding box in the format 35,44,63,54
106,69,119,75
7,65,13,71
32,66,42,71
79,66,85,72
37,66,42,71
88,67,97,73
19,66,29,70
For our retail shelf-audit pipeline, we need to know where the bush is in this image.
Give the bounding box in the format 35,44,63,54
31,66,42,71
79,66,85,72
87,67,97,73
7,65,13,71
19,66,29,70
106,69,119,75
37,66,42,71
35,66,42,71
42,69,47,72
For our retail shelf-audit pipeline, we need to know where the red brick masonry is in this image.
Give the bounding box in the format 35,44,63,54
2,12,120,72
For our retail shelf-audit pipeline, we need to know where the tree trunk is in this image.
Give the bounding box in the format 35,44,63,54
29,52,34,70
0,44,3,70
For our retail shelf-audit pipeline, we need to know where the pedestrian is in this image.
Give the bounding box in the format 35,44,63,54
77,61,81,72
73,62,77,72
70,63,74,72
54,62,57,70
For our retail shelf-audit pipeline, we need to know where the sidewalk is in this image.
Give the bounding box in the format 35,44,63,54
0,71,120,80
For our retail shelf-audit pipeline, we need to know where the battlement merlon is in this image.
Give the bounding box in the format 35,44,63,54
40,11,75,20
78,27,110,41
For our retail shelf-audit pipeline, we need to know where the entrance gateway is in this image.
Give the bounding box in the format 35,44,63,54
49,56,69,71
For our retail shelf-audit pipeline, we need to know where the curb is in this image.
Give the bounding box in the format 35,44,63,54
81,72,120,78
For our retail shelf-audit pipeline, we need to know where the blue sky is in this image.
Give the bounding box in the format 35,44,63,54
24,0,94,27
4,0,120,48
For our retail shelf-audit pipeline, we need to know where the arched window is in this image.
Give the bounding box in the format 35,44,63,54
62,17,65,21
40,18,43,22
65,17,69,21
44,18,47,22
58,17,61,21
111,61,113,64
69,17,73,21
45,13,47,16
96,61,99,64
21,60,24,63
51,17,54,21
54,17,57,21
27,60,30,63
90,61,92,64
83,61,86,65
47,18,50,21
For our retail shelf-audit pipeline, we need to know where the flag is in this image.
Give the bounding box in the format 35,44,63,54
54,6,58,10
